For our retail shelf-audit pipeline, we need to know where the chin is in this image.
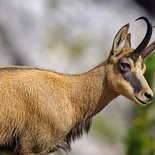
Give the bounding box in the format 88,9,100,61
124,94,150,106
133,96,151,106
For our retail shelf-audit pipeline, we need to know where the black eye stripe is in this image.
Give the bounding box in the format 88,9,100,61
123,72,142,93
117,61,142,93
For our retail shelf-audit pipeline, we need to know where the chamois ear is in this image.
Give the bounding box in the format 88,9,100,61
110,24,129,57
125,33,131,48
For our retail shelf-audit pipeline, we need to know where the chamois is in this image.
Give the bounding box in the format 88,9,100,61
0,17,155,155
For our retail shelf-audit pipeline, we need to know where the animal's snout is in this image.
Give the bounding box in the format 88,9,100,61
144,92,154,102
135,88,154,105
141,89,154,103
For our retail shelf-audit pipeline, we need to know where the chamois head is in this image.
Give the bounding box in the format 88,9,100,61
107,17,155,106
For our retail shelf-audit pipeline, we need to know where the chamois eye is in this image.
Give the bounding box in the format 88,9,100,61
121,63,131,69
119,62,131,72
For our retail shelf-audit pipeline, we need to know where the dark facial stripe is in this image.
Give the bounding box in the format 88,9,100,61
123,72,142,93
117,62,142,93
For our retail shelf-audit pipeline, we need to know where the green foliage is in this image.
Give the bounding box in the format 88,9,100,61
125,53,155,155
145,53,155,86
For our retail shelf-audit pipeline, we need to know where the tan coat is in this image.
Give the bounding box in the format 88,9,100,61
0,17,154,155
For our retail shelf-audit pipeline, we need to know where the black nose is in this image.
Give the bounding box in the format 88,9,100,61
144,92,154,101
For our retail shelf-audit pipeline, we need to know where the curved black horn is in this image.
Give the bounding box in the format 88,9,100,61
131,16,152,60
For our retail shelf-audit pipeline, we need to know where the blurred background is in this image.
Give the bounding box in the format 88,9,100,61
0,0,155,155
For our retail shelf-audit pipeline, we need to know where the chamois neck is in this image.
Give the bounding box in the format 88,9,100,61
69,60,118,119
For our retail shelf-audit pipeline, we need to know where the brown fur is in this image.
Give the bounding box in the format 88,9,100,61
0,21,154,155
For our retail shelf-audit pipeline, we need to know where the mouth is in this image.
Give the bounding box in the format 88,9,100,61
134,96,150,106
